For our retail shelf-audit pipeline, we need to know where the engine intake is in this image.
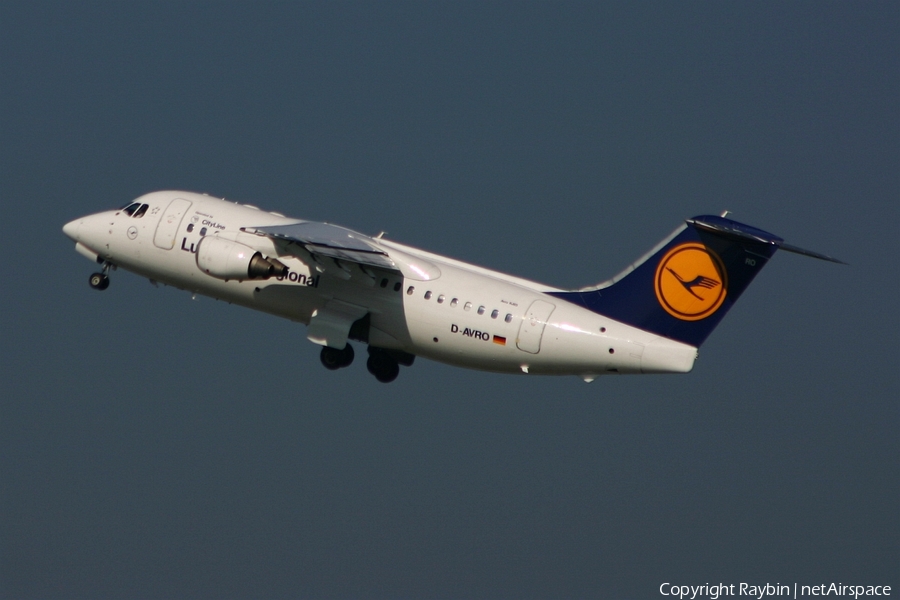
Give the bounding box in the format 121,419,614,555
196,237,288,281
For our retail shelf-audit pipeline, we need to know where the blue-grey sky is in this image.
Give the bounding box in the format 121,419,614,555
1,2,897,598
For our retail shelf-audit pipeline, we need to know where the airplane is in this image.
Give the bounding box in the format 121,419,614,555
62,191,843,383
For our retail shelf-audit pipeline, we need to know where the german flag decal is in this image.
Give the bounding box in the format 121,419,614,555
492,335,507,346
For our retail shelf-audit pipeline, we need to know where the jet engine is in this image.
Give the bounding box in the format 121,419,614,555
195,236,288,281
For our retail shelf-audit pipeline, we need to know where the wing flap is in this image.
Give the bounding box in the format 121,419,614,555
250,222,395,267
245,222,441,280
305,246,397,271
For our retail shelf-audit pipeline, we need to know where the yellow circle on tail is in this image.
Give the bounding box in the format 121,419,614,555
654,243,727,321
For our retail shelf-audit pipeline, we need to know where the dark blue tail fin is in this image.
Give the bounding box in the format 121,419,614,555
548,215,843,348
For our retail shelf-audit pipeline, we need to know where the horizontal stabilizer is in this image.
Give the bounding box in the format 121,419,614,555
687,216,783,245
689,216,846,264
779,243,846,264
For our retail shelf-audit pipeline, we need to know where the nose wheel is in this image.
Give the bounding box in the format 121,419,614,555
88,261,113,290
89,272,110,290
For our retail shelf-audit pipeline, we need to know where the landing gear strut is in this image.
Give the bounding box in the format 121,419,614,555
320,344,355,370
88,262,112,290
366,347,400,383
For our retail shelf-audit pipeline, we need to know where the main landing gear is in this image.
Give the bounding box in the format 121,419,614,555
320,344,355,370
88,262,113,290
366,347,400,383
319,343,414,383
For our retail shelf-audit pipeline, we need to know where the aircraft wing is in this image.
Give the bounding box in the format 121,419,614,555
247,222,397,270
244,222,441,281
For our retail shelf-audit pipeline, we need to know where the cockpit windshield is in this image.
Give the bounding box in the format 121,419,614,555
119,202,149,218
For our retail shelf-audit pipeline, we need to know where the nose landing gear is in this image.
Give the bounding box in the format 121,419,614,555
88,262,113,290
88,272,109,290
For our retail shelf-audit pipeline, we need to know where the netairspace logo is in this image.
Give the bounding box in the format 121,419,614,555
659,583,892,600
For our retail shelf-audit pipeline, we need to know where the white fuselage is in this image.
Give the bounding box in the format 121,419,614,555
64,191,697,380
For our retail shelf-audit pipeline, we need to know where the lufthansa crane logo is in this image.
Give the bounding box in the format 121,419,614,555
654,243,727,321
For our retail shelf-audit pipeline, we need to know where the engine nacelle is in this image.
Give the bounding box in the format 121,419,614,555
195,236,288,281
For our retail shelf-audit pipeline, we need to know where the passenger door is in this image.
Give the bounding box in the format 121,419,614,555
153,198,192,250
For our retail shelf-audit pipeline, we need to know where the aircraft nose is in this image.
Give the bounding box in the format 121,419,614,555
63,218,82,241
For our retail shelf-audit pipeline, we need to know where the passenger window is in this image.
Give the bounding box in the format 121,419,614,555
437,295,445,304
133,204,148,218
380,278,388,288
477,306,485,315
406,286,415,295
491,309,499,319
122,203,139,216
424,291,432,300
505,313,513,323
394,282,401,292
464,302,472,311
187,223,194,233
200,227,207,236
450,298,458,307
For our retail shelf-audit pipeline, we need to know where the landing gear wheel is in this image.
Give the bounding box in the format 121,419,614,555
367,351,399,383
89,272,110,290
320,347,342,370
320,344,355,370
338,344,355,367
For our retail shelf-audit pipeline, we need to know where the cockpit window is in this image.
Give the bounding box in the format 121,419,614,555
122,203,140,216
133,204,149,218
